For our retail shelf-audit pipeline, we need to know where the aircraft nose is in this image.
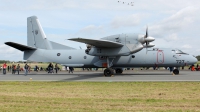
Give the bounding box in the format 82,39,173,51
190,55,198,64
193,56,198,63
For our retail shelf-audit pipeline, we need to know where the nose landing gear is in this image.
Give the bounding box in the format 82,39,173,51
173,69,179,75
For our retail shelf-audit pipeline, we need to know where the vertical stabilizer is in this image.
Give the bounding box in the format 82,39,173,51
27,16,52,49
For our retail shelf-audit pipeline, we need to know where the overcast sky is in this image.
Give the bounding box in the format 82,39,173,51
0,0,200,61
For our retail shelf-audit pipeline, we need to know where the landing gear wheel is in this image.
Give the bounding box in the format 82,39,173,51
115,68,123,74
173,69,179,75
104,68,114,77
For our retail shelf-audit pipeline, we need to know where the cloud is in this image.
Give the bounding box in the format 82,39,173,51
181,44,192,49
163,33,179,42
80,25,103,33
0,45,23,61
149,6,199,37
76,25,109,38
111,14,145,28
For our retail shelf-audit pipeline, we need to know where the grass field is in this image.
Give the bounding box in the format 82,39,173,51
0,82,200,111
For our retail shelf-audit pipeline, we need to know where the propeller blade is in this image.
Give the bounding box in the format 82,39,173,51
146,42,148,54
145,26,148,38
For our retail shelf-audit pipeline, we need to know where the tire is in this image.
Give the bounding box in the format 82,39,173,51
104,68,114,76
115,68,123,74
173,69,179,75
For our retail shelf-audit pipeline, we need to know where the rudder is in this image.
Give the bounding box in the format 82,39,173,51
27,16,52,49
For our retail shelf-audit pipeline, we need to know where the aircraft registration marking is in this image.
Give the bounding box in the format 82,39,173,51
176,60,185,64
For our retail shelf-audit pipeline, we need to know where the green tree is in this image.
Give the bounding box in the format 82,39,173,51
196,56,200,61
0,60,10,64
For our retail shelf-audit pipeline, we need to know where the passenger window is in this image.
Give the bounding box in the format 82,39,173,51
69,56,72,59
57,53,61,56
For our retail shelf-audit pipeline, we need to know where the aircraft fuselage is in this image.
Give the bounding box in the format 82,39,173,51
24,48,197,68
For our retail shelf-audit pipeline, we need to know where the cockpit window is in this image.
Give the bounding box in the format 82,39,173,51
175,49,188,54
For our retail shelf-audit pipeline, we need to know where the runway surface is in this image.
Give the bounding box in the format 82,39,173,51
0,70,200,82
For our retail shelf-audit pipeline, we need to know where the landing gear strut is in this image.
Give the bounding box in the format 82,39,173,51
103,57,115,77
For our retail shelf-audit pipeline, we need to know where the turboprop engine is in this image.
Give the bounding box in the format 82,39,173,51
138,27,155,48
84,27,155,56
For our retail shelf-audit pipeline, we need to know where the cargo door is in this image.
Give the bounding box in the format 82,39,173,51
157,50,164,64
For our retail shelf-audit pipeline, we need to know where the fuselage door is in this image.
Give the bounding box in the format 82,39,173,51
157,50,164,64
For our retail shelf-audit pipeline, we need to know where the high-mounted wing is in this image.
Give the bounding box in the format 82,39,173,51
68,38,123,48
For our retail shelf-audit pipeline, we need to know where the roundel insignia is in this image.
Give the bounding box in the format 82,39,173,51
35,30,38,35
57,53,61,56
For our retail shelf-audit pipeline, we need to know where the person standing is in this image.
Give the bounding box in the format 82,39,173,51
12,64,15,74
28,65,31,73
24,63,29,76
7,66,10,72
17,64,20,75
14,64,16,74
67,66,69,71
55,63,59,74
48,63,53,73
69,67,74,73
2,62,7,75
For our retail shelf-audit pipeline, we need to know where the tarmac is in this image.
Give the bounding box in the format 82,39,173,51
0,69,200,82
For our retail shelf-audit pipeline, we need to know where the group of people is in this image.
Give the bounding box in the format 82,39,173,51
2,62,30,76
47,63,75,74
2,62,76,75
47,63,60,74
190,64,200,71
66,66,74,73
2,63,21,74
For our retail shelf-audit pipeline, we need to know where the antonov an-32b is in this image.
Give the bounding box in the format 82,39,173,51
5,16,197,76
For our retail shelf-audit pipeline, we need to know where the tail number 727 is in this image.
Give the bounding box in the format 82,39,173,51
176,60,185,64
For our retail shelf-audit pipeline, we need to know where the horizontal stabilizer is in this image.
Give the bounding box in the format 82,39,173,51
5,42,36,51
68,38,123,48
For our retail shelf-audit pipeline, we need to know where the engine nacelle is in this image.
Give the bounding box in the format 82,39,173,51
85,44,143,56
86,47,127,56
143,43,155,48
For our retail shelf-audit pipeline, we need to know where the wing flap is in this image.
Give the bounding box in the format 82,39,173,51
5,42,36,51
68,38,123,48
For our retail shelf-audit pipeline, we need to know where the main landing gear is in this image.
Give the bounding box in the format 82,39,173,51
104,68,123,77
102,57,124,77
115,68,123,74
104,68,114,76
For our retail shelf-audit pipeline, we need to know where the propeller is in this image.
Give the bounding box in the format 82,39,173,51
144,27,148,54
137,26,155,54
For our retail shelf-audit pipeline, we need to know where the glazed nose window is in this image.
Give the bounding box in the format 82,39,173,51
175,49,188,54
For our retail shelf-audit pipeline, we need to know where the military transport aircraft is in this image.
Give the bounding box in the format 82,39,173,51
5,16,197,76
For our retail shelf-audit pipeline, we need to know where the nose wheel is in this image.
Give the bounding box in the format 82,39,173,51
173,69,179,75
104,68,114,76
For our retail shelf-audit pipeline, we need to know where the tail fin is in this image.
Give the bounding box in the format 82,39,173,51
27,16,52,49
